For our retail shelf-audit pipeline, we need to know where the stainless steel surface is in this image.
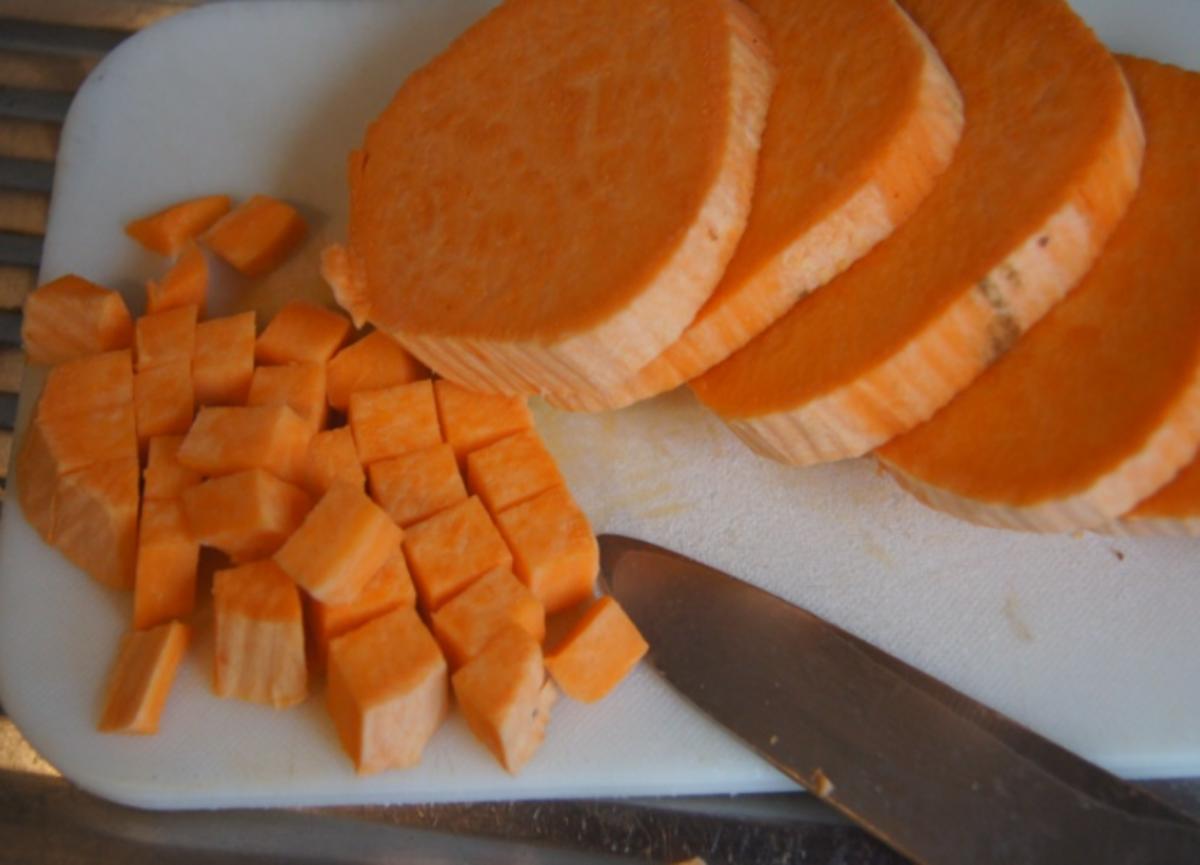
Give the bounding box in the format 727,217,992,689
599,534,1200,865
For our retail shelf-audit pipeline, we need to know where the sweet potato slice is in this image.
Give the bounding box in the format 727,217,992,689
177,404,312,485
146,244,208,315
37,349,133,420
204,194,307,277
349,379,440,465
431,568,544,669
692,0,1145,465
545,596,647,703
182,469,313,562
433,379,532,466
348,0,774,396
402,496,512,611
451,625,555,774
22,274,133,365
212,560,307,707
135,304,198,371
326,606,449,774
125,194,232,257
134,358,195,448
1121,455,1200,537
247,362,327,434
879,58,1200,532
303,427,365,496
97,621,190,734
307,549,416,669
367,443,466,528
193,311,256,406
134,499,200,630
273,481,401,604
326,330,426,412
255,300,350,366
53,456,140,590
547,0,964,411
466,430,563,515
143,435,203,500
494,486,597,614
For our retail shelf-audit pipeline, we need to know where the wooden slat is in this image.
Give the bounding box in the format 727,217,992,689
1,1,192,31
0,347,23,392
0,49,96,92
0,429,11,483
0,265,35,310
0,189,48,234
0,118,60,161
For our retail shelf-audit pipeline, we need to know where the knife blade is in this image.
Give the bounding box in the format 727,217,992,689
598,534,1200,865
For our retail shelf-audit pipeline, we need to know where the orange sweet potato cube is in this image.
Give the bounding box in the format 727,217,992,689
177,404,312,485
451,625,556,775
494,486,597,614
402,496,512,611
134,499,200,630
134,359,194,448
545,596,648,703
255,300,350,366
135,304,197,371
28,403,138,477
274,482,401,604
205,194,307,277
326,331,426,412
466,430,564,515
182,469,312,562
303,427,365,496
431,568,544,669
367,443,466,528
247,362,327,434
125,194,231,257
53,457,140,590
143,435,203,500
326,606,448,774
307,549,416,669
193,311,256,406
146,244,208,314
37,350,133,420
15,421,60,541
97,621,190,734
22,274,133,365
349,380,440,465
212,560,306,707
434,379,532,465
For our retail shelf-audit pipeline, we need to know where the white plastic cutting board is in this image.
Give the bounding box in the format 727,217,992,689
1,0,1198,811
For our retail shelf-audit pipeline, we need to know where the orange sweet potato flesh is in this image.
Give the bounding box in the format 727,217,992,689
349,0,775,396
326,330,426,413
879,57,1200,532
22,274,133,365
134,499,200,630
53,456,140,590
125,194,232,257
433,379,532,465
304,427,365,496
247,362,328,434
37,349,133,420
1125,454,1200,531
349,379,441,464
177,404,312,485
147,244,208,314
367,443,466,528
143,435,203,500
545,596,648,703
25,403,138,478
98,621,190,734
182,469,313,562
432,567,544,669
204,194,307,277
255,300,351,366
326,605,449,774
692,0,1144,465
403,496,513,611
135,304,198,371
307,549,416,669
134,359,195,447
466,430,563,515
193,311,256,406
321,243,370,329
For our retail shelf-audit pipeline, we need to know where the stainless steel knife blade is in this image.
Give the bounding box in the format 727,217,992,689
598,534,1200,865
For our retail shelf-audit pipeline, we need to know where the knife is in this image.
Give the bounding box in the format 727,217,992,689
598,534,1200,865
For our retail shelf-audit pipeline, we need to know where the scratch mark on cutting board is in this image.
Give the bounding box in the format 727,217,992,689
861,534,894,568
1002,593,1034,643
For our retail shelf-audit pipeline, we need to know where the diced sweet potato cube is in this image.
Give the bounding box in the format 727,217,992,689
303,427,364,496
349,380,440,465
326,606,448,774
22,274,133,365
15,420,58,540
432,568,544,669
28,403,138,476
177,404,311,485
183,469,312,561
326,331,426,412
97,621,190,734
143,435,203,500
434,380,532,465
307,549,416,669
205,194,307,277
255,300,350,366
466,430,563,515
125,194,232,257
193,311,256,406
274,481,401,604
134,359,194,448
134,499,200,630
545,596,648,703
403,496,512,611
494,486,597,614
367,443,466,528
247,362,327,434
212,560,306,707
53,457,140,590
37,350,133,420
452,625,555,775
146,244,208,314
135,304,197,371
